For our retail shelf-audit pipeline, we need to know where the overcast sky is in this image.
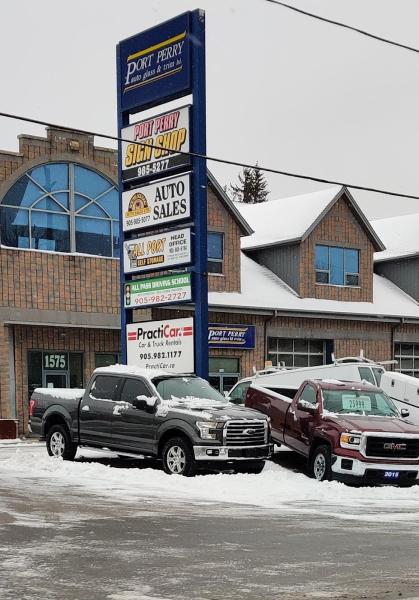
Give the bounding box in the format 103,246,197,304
1,0,419,219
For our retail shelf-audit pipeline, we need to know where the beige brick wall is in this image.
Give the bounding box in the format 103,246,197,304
300,194,374,302
12,325,120,432
207,187,241,293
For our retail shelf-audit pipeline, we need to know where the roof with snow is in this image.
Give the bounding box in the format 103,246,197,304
208,253,419,321
238,186,385,252
373,212,419,263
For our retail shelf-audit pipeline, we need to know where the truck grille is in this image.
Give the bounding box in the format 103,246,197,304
224,420,266,446
365,436,419,459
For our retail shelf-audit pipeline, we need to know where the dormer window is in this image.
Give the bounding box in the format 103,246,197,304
315,245,359,286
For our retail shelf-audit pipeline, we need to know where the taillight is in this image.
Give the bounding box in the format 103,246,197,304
29,399,36,417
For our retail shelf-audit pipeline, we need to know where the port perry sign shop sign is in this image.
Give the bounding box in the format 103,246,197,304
117,11,208,375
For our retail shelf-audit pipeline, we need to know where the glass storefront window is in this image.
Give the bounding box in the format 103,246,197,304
28,351,84,399
267,338,325,368
95,353,121,368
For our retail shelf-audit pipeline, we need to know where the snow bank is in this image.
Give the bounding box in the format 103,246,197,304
2,448,419,523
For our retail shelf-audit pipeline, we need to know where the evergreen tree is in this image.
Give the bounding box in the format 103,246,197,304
251,162,269,203
230,163,269,203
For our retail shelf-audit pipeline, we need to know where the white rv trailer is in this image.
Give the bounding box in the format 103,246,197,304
229,355,419,424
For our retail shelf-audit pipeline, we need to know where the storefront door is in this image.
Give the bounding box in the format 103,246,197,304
43,372,68,388
209,358,240,394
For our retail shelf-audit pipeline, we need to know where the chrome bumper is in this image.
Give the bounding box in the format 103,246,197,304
194,444,272,461
332,455,419,479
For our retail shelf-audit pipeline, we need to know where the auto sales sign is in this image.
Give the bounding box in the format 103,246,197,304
126,317,194,373
122,173,191,232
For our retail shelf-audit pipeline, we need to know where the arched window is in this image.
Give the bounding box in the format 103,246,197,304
0,163,119,257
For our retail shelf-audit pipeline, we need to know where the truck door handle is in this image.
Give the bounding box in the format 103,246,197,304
81,405,90,412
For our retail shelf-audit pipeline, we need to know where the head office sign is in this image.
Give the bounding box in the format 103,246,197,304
126,317,194,373
118,12,191,112
123,227,191,274
122,105,190,184
122,173,191,232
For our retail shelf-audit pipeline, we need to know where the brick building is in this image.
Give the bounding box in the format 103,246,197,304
1,128,419,433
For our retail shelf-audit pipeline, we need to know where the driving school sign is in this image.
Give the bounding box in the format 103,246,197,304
118,12,191,112
121,105,190,183
124,273,192,309
123,227,191,274
126,317,194,373
122,173,191,232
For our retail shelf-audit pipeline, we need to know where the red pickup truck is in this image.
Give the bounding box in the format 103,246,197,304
246,379,419,486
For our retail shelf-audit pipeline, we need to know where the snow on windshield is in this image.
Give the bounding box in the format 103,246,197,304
322,390,398,417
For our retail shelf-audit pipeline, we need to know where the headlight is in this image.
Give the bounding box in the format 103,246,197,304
340,432,361,449
196,421,222,440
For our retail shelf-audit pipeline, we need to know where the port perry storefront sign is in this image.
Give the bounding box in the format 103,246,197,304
121,105,190,184
124,273,192,309
122,173,191,232
118,12,191,112
126,317,194,373
123,227,191,274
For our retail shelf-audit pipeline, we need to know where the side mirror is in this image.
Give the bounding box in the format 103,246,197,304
132,396,158,412
297,400,318,415
400,408,410,418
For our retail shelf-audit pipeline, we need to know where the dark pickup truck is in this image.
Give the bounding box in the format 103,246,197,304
29,365,271,476
246,378,419,486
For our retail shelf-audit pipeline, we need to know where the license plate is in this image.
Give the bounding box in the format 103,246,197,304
384,471,400,480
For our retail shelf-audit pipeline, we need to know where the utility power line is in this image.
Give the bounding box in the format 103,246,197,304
1,110,419,201
263,0,419,55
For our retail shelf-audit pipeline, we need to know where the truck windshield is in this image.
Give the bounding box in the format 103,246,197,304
322,390,398,417
154,376,227,402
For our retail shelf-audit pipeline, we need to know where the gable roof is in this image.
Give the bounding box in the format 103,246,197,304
208,253,419,321
373,212,419,263
238,186,385,252
207,170,253,237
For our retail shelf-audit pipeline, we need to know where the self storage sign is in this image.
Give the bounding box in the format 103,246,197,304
121,106,190,183
126,317,194,373
123,227,191,274
122,173,191,232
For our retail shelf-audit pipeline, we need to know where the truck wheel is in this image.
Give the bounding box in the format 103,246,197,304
310,445,332,481
162,437,196,477
46,425,77,461
234,461,265,474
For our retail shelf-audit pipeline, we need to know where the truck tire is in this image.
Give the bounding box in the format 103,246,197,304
46,424,77,461
310,445,332,481
234,461,265,474
162,437,196,477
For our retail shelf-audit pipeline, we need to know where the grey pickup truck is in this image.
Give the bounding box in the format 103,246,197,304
29,365,271,476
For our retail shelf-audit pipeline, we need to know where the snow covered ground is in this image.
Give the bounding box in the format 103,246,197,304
1,444,418,524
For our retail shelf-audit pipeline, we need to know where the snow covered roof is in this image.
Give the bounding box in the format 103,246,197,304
373,213,419,262
238,186,384,252
208,253,419,321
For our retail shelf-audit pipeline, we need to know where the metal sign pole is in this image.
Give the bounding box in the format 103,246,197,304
191,10,208,380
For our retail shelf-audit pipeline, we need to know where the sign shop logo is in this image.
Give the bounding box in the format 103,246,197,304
383,442,407,451
124,109,187,168
124,32,186,93
125,192,151,219
128,323,193,341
